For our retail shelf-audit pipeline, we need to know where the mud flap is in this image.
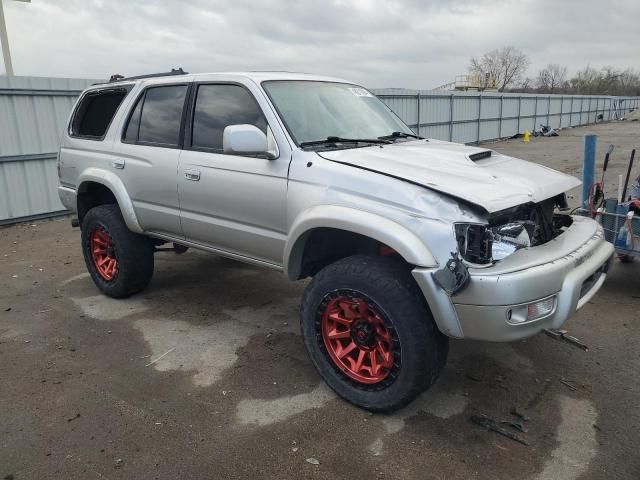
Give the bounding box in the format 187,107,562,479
432,252,470,296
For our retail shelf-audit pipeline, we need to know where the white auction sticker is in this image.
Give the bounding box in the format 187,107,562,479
349,87,373,97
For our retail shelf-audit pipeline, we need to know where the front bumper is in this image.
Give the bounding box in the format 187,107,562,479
412,216,615,341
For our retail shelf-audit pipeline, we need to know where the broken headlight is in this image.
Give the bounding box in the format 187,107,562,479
492,222,534,260
454,224,492,265
454,222,533,265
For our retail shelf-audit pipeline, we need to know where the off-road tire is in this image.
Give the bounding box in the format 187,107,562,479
300,254,448,412
81,204,154,298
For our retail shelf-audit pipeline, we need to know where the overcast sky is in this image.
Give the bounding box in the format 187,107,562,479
3,0,638,88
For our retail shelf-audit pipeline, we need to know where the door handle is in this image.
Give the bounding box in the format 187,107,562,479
185,168,201,181
112,158,125,169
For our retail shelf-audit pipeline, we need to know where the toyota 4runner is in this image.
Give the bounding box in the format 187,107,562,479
57,70,614,411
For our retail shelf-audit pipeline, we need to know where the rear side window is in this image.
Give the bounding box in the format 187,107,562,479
192,84,267,151
71,89,128,139
123,95,143,143
123,85,188,147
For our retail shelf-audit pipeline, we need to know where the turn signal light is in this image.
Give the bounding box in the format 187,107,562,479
507,296,556,324
527,297,555,321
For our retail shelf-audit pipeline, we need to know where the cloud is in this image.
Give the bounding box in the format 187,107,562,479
3,0,638,88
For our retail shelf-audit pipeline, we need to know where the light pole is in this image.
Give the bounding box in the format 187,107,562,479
0,0,30,76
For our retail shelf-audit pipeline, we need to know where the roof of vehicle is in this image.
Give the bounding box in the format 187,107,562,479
91,71,355,89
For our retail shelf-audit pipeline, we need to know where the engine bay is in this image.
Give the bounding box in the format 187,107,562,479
455,194,573,265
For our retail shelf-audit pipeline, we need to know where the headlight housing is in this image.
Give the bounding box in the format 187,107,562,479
454,222,533,265
454,223,492,265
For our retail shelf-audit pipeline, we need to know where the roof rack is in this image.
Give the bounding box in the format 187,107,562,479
109,68,188,83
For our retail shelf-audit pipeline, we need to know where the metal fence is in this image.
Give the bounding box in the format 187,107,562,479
1,76,639,225
373,89,640,144
0,76,100,225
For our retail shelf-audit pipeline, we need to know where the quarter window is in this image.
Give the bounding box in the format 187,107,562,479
123,94,143,143
124,85,188,146
192,84,267,151
71,89,129,139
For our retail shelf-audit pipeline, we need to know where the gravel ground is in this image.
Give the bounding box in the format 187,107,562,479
1,120,639,480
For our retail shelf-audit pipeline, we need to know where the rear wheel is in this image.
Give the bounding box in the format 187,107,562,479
300,255,448,412
81,204,154,298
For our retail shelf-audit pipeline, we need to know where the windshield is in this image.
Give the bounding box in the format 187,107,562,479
262,80,414,146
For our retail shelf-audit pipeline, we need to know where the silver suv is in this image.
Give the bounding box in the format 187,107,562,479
58,70,614,411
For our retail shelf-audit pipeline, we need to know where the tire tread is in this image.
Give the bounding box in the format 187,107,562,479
81,204,154,298
300,254,448,412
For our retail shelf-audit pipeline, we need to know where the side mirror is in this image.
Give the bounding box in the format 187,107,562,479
222,124,278,159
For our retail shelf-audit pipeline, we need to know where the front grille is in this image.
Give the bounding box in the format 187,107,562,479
489,197,565,247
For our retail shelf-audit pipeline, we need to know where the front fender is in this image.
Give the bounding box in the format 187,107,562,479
77,168,143,233
284,205,437,280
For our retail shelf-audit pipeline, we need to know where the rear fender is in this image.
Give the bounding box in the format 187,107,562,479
77,168,142,233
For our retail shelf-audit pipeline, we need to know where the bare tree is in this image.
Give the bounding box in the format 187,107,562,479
469,46,530,91
617,68,640,96
569,65,600,94
536,64,568,93
519,77,535,91
507,77,536,93
570,65,622,94
600,66,622,94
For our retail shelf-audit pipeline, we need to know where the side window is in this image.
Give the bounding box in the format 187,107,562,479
192,84,267,151
123,85,188,147
71,89,128,139
123,94,143,143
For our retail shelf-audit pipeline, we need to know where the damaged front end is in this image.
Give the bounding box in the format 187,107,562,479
455,194,571,266
433,194,573,294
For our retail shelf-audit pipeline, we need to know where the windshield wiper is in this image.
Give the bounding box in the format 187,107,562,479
300,136,392,148
378,131,423,140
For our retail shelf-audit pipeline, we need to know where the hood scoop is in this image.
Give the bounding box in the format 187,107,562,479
468,150,492,162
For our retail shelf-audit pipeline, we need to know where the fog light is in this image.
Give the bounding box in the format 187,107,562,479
527,297,555,321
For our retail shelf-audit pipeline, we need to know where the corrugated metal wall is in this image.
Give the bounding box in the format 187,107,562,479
1,76,639,225
0,76,100,225
372,89,640,144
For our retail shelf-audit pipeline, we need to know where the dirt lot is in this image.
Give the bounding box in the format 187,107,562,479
1,120,639,480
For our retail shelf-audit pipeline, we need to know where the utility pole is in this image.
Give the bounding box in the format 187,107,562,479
0,0,30,76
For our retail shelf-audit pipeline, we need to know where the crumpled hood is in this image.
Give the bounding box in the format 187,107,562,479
317,140,581,213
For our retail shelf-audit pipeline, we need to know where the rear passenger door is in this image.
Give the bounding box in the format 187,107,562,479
178,82,288,265
112,83,189,237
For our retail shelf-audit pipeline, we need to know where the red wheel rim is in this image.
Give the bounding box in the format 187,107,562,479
321,295,396,384
90,227,118,281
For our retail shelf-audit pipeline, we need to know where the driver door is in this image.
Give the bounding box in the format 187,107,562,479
178,82,288,266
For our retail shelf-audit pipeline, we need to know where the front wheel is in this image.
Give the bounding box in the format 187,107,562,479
81,204,154,298
300,255,448,412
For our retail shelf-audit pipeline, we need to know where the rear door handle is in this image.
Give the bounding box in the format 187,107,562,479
185,168,201,181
